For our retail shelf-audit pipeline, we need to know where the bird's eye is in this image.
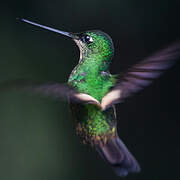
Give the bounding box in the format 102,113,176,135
81,35,93,43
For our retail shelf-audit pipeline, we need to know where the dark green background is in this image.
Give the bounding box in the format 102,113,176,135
0,0,180,180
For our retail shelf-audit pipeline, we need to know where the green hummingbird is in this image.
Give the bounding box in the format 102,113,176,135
8,18,180,176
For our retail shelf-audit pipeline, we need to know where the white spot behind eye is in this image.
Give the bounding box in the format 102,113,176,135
89,36,93,42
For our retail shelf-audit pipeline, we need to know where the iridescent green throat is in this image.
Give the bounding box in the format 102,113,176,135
68,31,115,101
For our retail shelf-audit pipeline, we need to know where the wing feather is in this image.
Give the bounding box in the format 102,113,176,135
101,42,180,110
0,80,101,107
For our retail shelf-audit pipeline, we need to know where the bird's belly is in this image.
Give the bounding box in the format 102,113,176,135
70,103,116,146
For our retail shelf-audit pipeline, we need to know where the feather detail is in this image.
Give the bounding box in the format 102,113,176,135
1,42,179,111
96,135,140,176
0,80,101,107
101,41,180,110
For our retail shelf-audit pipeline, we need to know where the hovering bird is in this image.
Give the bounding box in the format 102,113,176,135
6,18,180,176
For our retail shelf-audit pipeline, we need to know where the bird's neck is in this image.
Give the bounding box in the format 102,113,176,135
69,51,112,81
68,52,115,101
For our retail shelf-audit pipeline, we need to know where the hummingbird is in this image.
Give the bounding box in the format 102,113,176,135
6,18,180,176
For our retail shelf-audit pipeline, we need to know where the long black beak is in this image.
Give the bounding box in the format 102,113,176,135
18,18,78,39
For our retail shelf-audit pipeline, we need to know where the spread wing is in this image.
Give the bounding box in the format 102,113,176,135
0,80,101,107
101,42,180,111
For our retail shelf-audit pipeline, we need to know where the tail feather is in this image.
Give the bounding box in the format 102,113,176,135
96,136,140,176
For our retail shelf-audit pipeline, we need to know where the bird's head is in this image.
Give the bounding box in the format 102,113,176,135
73,31,114,61
19,19,114,69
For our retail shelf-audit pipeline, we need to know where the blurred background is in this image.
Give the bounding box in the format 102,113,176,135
0,0,180,180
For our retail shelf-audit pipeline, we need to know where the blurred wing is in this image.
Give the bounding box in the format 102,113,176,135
0,80,101,107
101,42,180,110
